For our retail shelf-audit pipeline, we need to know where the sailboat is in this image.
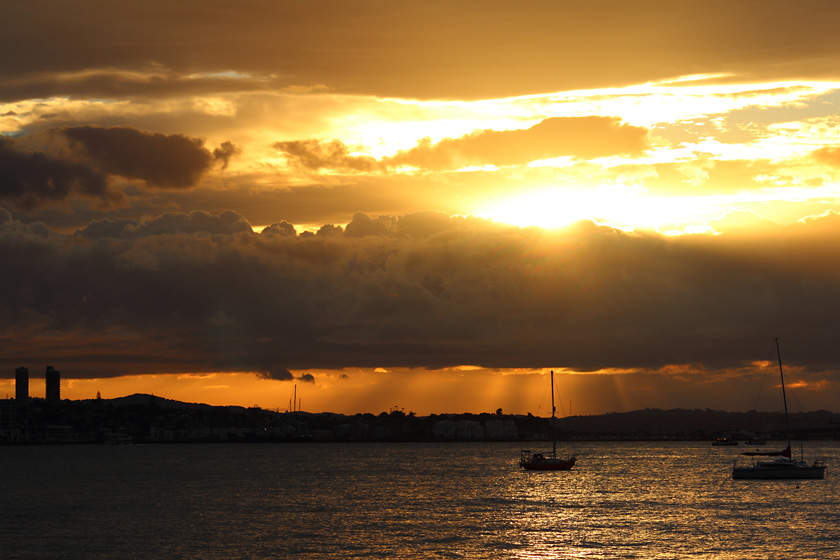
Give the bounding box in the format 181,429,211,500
520,370,576,471
732,339,826,480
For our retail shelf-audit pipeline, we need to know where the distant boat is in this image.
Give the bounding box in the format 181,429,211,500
104,433,133,445
732,339,826,480
712,437,738,446
520,370,576,471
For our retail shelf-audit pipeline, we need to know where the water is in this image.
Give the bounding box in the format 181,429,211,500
2,441,839,559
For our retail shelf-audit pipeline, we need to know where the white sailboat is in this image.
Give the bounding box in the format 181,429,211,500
732,339,826,480
520,370,576,471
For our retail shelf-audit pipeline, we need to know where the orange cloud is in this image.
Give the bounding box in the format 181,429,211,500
386,117,650,170
274,139,381,173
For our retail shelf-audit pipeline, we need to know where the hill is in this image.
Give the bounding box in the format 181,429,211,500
3,394,839,444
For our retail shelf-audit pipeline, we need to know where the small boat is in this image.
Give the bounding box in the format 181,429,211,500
520,370,576,471
712,437,738,446
732,339,826,480
104,433,133,445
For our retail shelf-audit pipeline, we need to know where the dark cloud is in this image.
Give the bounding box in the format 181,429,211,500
62,126,233,189
0,129,238,211
315,223,344,237
213,141,240,170
260,221,298,237
0,69,283,104
4,208,840,380
257,368,295,381
0,137,116,210
76,210,253,239
274,139,381,172
344,213,396,237
5,1,840,101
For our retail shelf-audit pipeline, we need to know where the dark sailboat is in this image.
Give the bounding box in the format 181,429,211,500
520,370,576,471
732,339,826,480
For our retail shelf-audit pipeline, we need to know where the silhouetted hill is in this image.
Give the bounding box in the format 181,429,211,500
553,408,840,440
3,394,839,444
105,393,225,411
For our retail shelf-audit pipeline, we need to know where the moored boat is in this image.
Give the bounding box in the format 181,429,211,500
520,370,576,471
732,448,825,480
732,339,826,480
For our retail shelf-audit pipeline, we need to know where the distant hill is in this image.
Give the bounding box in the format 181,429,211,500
554,408,840,439
98,393,238,411
6,395,840,444
98,395,840,439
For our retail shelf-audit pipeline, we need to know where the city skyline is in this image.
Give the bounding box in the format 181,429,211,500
3,1,840,415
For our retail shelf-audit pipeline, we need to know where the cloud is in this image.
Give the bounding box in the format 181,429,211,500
4,2,840,101
212,141,240,170
0,68,285,104
0,137,116,210
76,210,253,239
274,139,381,172
812,146,840,167
62,126,235,189
4,208,840,380
257,368,295,381
386,117,650,170
0,128,239,211
260,221,298,237
706,210,780,234
273,117,649,174
344,213,396,237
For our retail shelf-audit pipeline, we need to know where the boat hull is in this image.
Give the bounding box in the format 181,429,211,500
520,456,576,471
732,464,826,480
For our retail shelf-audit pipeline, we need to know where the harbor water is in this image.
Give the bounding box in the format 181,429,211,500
2,441,839,559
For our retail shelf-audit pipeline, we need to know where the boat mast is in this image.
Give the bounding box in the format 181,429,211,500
550,370,556,458
774,338,791,454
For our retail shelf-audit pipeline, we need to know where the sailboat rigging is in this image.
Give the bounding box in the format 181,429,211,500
520,370,576,471
731,339,826,480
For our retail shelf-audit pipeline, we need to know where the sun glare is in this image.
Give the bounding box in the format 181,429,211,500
477,188,598,229
475,184,716,231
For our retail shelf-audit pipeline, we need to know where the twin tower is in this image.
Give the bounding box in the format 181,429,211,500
15,366,61,404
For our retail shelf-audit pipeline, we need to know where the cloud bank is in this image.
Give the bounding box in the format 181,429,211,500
3,1,840,101
2,208,840,380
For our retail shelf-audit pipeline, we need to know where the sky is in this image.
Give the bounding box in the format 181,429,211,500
3,0,840,415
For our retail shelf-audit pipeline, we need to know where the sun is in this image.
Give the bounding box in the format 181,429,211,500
475,187,595,229
475,184,728,232
474,184,656,230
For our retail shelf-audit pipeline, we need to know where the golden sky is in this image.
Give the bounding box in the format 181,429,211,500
2,1,840,414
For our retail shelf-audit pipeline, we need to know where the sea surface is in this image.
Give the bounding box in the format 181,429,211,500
2,441,839,559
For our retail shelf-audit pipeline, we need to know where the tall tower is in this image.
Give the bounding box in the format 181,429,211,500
46,366,61,404
15,367,29,403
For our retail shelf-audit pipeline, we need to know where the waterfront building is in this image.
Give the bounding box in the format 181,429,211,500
46,366,61,404
15,367,29,403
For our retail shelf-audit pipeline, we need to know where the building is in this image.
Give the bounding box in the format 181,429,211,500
15,367,29,403
46,366,61,404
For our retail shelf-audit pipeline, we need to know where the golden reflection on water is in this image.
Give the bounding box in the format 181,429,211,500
1,441,837,559
495,441,839,559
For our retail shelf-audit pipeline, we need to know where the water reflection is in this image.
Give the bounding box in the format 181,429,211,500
499,441,839,559
0,441,837,559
